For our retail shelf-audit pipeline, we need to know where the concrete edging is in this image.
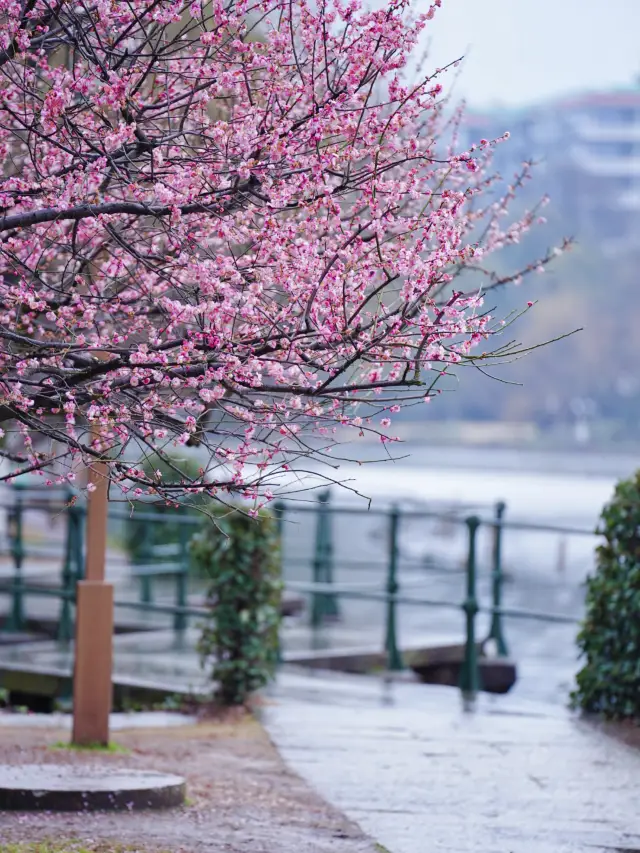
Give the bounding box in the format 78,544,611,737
0,764,186,811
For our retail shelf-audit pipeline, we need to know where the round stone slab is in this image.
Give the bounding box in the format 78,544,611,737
0,764,185,811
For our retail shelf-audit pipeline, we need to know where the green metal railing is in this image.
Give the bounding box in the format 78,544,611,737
0,484,595,697
0,487,205,640
385,506,403,672
273,494,593,695
488,500,508,656
277,502,491,690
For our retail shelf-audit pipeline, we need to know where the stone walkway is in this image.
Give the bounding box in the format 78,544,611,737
265,671,640,853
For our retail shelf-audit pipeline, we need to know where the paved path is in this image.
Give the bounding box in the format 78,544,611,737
265,671,640,853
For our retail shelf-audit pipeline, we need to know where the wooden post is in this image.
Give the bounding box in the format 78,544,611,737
72,449,114,746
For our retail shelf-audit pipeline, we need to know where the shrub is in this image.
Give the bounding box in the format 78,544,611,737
192,509,282,706
572,470,640,720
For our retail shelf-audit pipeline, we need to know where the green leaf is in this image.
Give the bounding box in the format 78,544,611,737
573,469,640,721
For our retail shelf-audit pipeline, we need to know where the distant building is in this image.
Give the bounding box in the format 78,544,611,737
461,85,640,254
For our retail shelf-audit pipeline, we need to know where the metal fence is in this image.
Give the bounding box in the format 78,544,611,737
0,484,205,642
0,483,597,696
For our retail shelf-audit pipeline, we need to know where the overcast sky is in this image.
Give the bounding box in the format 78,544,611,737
416,0,640,109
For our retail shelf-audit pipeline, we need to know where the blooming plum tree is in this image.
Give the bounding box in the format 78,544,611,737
0,0,556,506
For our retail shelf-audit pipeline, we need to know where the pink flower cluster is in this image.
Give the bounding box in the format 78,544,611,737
0,0,551,503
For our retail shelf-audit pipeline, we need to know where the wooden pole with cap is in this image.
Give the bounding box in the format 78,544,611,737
72,434,114,746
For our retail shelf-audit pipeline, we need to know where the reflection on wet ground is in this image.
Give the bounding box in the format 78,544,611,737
266,671,640,853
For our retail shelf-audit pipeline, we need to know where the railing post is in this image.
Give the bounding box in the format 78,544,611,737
311,499,322,631
6,483,25,632
57,489,76,644
460,515,481,696
311,489,338,628
488,500,508,657
319,490,339,620
273,500,285,665
138,512,153,605
174,520,189,633
384,505,404,671
273,500,285,538
74,503,85,582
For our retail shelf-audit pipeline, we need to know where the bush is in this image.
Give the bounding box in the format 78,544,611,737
572,470,640,720
192,509,282,706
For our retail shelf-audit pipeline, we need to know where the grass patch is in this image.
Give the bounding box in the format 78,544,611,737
374,845,392,853
1,846,87,853
49,740,130,755
0,845,156,853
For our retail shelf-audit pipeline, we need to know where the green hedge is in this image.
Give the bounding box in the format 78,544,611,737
120,454,283,705
192,509,282,706
572,470,640,720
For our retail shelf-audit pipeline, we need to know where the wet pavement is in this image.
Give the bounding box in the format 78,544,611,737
0,625,476,700
265,671,640,853
0,710,197,729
